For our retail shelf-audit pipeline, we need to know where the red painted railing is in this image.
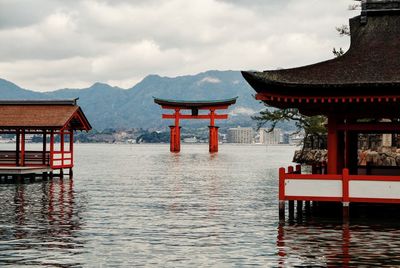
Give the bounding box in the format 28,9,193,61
279,165,400,204
50,151,73,169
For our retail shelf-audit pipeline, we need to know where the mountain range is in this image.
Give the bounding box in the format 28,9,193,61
0,70,266,130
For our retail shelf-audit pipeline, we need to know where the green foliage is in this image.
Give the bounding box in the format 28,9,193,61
252,108,326,137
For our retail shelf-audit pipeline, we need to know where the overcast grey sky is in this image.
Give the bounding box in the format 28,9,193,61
0,0,358,91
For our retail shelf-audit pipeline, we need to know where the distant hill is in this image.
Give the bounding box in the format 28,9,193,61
0,71,266,130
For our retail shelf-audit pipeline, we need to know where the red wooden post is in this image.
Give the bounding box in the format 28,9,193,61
169,126,176,152
295,165,301,174
342,168,350,221
279,167,286,221
50,130,54,168
20,129,25,166
16,129,20,167
209,126,219,153
172,109,180,153
209,109,218,153
42,130,47,165
70,131,74,167
175,126,181,152
288,166,294,173
61,130,65,167
327,115,338,174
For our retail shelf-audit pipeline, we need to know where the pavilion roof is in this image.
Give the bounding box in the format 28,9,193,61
0,100,92,130
242,0,400,99
153,97,238,109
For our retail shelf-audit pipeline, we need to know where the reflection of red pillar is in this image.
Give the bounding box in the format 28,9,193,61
169,126,181,152
342,223,350,268
209,126,219,153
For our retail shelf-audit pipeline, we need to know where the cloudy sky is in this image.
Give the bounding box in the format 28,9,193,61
0,0,358,91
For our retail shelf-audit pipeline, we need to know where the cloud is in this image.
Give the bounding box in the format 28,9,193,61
197,77,221,85
0,0,358,91
229,106,258,116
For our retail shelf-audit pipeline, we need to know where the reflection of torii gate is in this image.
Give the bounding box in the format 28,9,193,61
154,97,237,153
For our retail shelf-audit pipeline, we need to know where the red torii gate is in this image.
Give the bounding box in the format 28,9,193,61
154,97,237,153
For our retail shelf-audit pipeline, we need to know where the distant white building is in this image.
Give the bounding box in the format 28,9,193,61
227,127,254,143
183,137,198,143
259,128,282,145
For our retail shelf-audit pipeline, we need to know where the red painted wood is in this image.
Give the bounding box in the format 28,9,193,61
285,174,342,180
209,126,219,153
21,130,25,167
70,131,74,168
327,115,338,174
342,168,350,203
61,131,65,167
162,114,228,120
279,167,285,201
50,131,54,168
161,105,230,110
285,196,342,202
255,92,400,102
288,166,294,174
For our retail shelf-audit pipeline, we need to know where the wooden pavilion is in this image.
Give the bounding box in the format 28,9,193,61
242,0,400,219
154,97,237,153
0,99,91,180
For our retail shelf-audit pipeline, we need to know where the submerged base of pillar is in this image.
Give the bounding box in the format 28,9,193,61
208,126,219,153
169,125,181,153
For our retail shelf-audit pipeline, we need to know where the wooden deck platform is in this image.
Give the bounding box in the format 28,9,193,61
0,166,53,175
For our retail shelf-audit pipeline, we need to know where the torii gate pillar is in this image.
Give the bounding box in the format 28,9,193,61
169,125,181,152
209,126,219,153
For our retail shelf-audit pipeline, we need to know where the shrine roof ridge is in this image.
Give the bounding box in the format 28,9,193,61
0,99,79,106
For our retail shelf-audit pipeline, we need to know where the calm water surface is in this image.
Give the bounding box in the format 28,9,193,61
1,144,400,267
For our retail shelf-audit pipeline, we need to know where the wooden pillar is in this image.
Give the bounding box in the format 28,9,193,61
60,130,65,167
327,115,339,174
287,166,294,219
16,129,20,167
209,109,218,153
169,126,177,152
209,126,219,153
42,130,47,165
279,167,286,222
50,130,54,168
20,129,25,167
169,109,181,153
175,126,181,152
342,168,350,222
70,131,74,167
169,125,181,152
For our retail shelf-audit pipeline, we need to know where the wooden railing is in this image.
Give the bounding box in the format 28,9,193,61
279,165,400,204
0,150,50,166
51,151,73,169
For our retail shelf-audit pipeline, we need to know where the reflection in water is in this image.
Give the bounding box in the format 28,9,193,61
277,205,400,267
0,177,84,267
2,144,400,266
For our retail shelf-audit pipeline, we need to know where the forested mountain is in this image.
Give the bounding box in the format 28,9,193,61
0,71,266,130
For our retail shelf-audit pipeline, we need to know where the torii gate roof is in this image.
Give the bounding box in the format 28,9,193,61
153,97,238,109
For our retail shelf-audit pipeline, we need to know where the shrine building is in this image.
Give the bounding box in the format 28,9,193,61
242,0,400,219
0,99,91,181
